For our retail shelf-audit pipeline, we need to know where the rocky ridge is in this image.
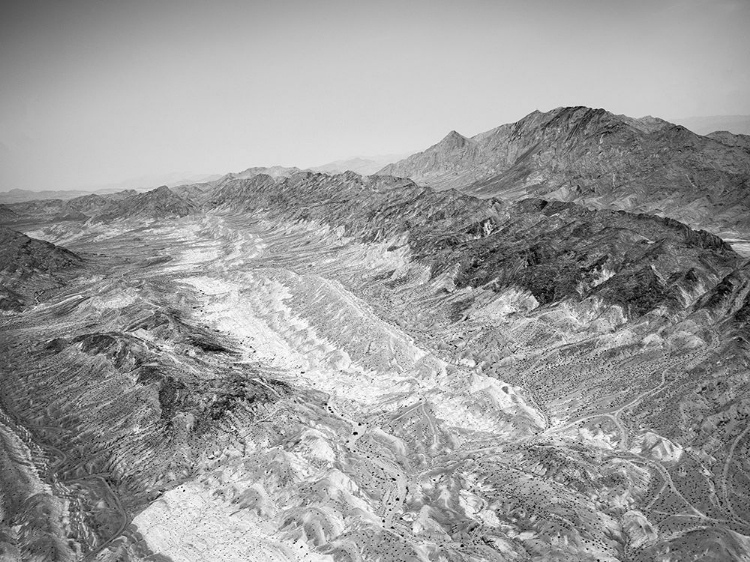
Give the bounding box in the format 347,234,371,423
207,171,740,319
378,106,750,239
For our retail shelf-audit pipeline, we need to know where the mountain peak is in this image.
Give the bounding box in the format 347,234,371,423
375,106,750,242
437,130,470,149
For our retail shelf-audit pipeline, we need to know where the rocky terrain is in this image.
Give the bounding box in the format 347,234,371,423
378,107,750,248
0,227,83,311
0,168,748,561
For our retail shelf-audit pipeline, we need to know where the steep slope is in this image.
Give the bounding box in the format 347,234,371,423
378,106,750,240
0,227,82,310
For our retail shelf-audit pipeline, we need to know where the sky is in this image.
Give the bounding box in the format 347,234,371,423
1,0,749,191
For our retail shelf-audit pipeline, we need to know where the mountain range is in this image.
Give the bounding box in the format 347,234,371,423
377,107,750,244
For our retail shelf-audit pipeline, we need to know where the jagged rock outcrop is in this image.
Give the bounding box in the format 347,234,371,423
378,106,750,238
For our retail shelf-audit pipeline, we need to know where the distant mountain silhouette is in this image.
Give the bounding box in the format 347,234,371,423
222,166,301,181
673,115,750,136
309,154,409,175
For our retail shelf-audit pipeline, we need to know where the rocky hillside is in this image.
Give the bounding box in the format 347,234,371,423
0,227,82,310
0,204,17,223
208,172,741,319
378,106,750,239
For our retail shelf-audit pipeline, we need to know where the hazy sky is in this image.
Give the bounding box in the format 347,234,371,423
1,0,749,191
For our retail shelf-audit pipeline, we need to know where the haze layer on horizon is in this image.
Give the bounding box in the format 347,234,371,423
1,0,749,191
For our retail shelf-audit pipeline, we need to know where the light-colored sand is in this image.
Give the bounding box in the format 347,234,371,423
133,480,333,562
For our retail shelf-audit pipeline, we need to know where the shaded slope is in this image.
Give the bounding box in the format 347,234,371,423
0,227,82,310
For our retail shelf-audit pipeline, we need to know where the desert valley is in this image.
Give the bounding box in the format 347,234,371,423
0,106,749,561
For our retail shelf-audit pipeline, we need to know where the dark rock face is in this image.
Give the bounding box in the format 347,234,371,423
378,106,750,238
0,227,82,310
209,172,740,318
